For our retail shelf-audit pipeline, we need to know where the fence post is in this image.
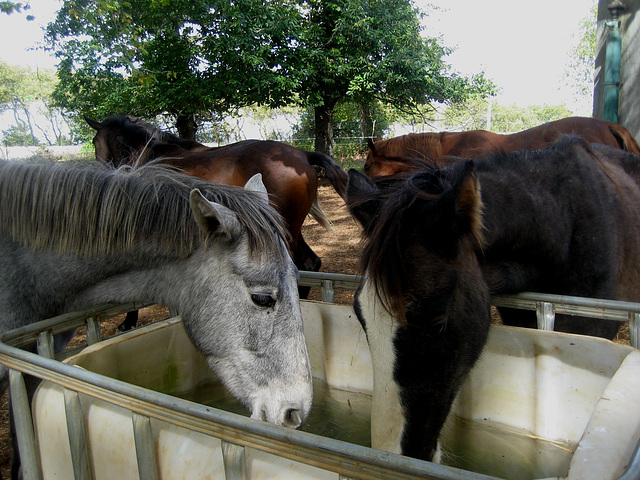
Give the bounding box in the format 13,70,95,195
132,413,159,480
64,389,93,480
9,369,43,480
536,301,555,331
222,441,247,480
321,279,335,303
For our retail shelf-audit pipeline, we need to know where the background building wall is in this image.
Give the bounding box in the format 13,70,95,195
595,1,640,138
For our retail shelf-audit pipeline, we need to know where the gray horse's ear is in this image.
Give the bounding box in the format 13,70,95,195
244,173,269,204
84,116,102,130
190,189,242,240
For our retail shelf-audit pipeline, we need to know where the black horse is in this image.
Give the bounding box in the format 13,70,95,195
345,136,640,462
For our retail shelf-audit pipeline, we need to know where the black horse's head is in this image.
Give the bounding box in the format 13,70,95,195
346,163,491,462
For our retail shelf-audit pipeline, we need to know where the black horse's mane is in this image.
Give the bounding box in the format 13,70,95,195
349,163,461,321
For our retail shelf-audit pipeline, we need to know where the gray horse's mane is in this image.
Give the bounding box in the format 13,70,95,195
0,159,289,259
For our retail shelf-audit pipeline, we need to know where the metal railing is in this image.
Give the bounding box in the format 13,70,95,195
2,271,640,480
300,271,640,349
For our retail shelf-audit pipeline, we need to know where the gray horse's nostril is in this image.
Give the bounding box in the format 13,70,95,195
284,408,303,429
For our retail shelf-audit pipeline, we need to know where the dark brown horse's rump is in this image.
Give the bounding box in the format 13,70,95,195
366,116,640,177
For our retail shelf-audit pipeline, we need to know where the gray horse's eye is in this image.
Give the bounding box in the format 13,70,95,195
251,293,276,308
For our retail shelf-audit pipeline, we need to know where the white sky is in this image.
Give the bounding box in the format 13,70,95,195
0,0,596,109
418,0,597,107
0,0,61,69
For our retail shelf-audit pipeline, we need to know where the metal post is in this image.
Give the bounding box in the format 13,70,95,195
536,301,556,331
64,389,93,480
9,369,43,480
603,0,626,123
36,330,55,359
132,413,159,480
221,441,247,480
85,316,102,345
321,279,336,303
629,312,640,349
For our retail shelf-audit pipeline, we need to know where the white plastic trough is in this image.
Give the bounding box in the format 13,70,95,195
29,301,640,480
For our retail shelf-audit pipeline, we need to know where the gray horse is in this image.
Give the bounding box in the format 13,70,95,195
0,159,313,427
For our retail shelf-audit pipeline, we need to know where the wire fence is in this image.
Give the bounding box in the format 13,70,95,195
287,137,370,159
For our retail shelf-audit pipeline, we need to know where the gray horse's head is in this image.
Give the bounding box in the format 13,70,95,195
181,175,312,427
0,159,313,428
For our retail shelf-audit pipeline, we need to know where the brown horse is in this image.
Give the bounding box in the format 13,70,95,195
86,115,348,327
365,116,640,176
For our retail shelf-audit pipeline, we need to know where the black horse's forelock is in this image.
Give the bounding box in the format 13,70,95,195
0,160,290,261
357,168,449,323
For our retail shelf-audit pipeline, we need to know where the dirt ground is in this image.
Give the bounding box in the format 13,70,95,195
0,179,632,477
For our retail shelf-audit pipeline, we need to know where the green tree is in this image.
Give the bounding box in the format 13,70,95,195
294,99,392,140
442,98,573,133
297,0,491,154
564,1,597,115
0,62,70,145
491,104,573,132
45,0,491,147
440,95,492,131
1,124,38,146
45,0,304,139
0,1,34,19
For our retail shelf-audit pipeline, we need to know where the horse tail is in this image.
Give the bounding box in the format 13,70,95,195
309,197,332,230
306,152,348,200
609,124,640,155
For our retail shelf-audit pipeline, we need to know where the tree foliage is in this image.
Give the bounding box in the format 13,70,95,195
442,97,573,133
0,1,34,19
294,99,392,139
0,62,71,145
563,1,597,115
45,0,492,146
295,0,492,153
491,104,574,132
46,0,303,138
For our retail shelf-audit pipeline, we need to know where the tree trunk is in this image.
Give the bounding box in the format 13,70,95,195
314,102,337,156
175,114,198,140
359,103,375,138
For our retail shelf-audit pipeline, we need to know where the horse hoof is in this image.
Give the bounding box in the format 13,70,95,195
117,322,132,332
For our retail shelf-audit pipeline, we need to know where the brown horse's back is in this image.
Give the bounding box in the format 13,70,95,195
499,117,640,153
440,130,503,157
367,117,640,176
444,117,640,156
159,140,318,237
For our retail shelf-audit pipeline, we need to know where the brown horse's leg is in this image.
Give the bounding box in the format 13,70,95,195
292,235,321,299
